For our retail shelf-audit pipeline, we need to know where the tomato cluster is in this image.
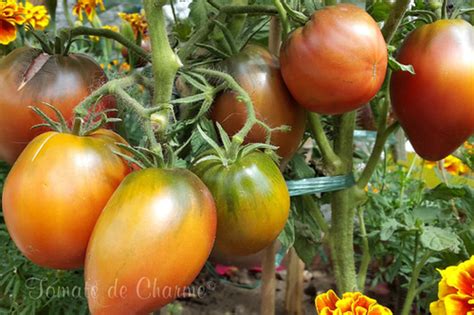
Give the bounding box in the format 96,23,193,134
0,2,472,314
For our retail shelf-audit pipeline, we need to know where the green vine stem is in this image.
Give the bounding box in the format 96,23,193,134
272,0,290,40
307,113,343,175
400,248,432,315
74,75,138,116
441,0,448,19
381,0,412,44
194,68,257,144
59,26,150,61
144,0,181,108
329,111,358,293
221,5,278,15
357,207,370,291
62,0,73,27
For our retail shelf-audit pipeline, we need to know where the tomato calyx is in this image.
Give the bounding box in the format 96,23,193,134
26,26,75,56
30,103,119,136
194,122,278,168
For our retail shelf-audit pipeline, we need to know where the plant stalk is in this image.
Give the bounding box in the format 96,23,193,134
357,207,371,291
329,111,358,293
307,113,343,175
400,251,431,315
382,0,411,44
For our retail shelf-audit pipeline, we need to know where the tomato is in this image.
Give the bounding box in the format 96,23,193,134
2,129,130,269
85,168,216,314
280,4,388,115
211,45,306,162
0,47,115,164
192,151,290,257
390,19,474,161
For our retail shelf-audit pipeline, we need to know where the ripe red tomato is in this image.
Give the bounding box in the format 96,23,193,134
0,47,115,164
85,168,216,314
390,19,474,161
192,151,290,257
211,45,306,162
2,129,130,269
280,4,388,115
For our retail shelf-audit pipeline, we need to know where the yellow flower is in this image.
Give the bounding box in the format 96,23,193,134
72,0,104,22
424,155,469,176
88,24,118,41
315,290,393,315
0,0,26,45
119,62,130,73
19,1,49,30
118,12,147,36
430,256,474,315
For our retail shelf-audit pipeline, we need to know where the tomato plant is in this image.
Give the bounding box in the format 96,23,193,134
390,19,474,161
280,4,388,115
211,45,306,162
2,129,130,269
192,151,290,257
0,47,115,164
85,168,216,314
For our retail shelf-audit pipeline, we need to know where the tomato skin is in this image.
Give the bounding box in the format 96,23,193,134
0,47,115,164
211,45,306,162
85,168,216,315
390,20,474,161
192,152,290,257
2,129,130,269
280,4,387,115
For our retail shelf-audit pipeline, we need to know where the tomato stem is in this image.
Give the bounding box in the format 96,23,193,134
60,27,150,61
272,0,290,41
381,0,412,44
307,113,343,175
329,111,358,293
71,117,83,135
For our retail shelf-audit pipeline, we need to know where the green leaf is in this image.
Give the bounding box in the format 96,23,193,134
292,196,322,265
289,153,316,179
278,208,295,249
412,207,441,223
388,55,415,74
189,0,209,28
368,1,393,21
380,218,403,241
420,226,461,253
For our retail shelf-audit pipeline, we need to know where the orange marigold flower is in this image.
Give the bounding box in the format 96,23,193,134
443,155,469,176
118,12,147,36
424,155,469,176
430,256,474,315
315,290,393,315
72,0,104,22
20,1,50,30
0,0,26,45
119,62,130,73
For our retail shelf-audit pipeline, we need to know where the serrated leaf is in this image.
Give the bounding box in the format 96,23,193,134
278,207,295,249
420,226,461,253
189,0,209,28
380,218,403,241
368,1,393,21
289,154,316,179
388,55,415,74
412,206,440,223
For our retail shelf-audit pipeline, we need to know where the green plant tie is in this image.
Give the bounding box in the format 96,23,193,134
286,174,356,197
